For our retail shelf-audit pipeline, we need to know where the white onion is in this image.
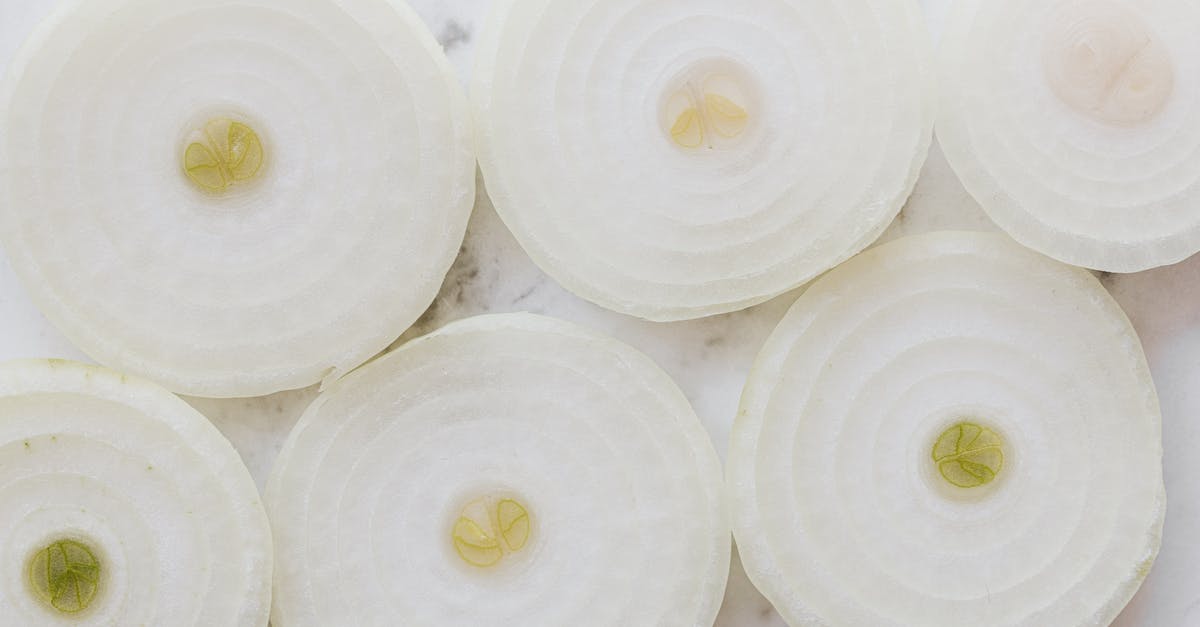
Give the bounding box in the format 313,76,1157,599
266,313,729,626
0,359,271,625
728,231,1164,626
0,0,59,77
938,0,1200,272
0,0,475,397
472,0,934,321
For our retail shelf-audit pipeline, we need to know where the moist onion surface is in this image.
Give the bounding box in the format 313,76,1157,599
0,359,271,626
266,313,729,627
938,0,1200,272
473,0,934,320
728,231,1164,626
0,0,475,397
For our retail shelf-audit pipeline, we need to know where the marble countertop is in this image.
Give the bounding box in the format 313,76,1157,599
1,1,1196,625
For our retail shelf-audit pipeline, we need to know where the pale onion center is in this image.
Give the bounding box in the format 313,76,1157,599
661,60,758,150
27,538,101,614
182,117,265,193
1041,1,1174,126
931,421,1005,489
451,496,532,568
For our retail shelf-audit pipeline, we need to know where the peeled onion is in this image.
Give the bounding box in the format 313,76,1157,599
0,359,271,625
938,0,1200,272
0,0,475,397
472,0,934,320
266,313,729,626
728,231,1164,626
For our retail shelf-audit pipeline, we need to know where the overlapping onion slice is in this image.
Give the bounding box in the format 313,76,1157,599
266,313,729,627
938,0,1200,272
728,232,1164,626
472,0,934,320
0,359,271,626
0,0,475,397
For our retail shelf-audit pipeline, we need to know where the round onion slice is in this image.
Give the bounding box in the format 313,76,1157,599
472,0,934,320
938,0,1200,272
0,0,475,397
728,231,1164,626
0,359,271,625
266,313,729,626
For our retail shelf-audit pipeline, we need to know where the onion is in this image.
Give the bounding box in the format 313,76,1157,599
265,313,729,626
472,0,934,321
0,0,475,397
937,0,1200,272
728,231,1164,626
0,359,271,625
0,0,58,77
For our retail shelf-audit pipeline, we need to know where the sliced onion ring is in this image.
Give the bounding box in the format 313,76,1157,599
266,313,729,626
472,0,934,320
728,231,1164,626
0,0,475,397
938,0,1200,272
0,359,271,626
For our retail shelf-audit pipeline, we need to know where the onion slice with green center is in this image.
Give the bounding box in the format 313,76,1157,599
938,0,1200,272
0,0,475,397
0,359,271,625
266,313,729,626
728,231,1164,626
472,0,934,320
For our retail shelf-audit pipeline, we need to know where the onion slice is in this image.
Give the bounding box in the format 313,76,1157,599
266,313,729,626
728,231,1164,626
938,0,1200,272
0,0,475,397
472,0,934,320
0,359,271,625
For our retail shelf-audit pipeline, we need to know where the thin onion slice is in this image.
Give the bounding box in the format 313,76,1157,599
472,0,934,320
938,0,1200,272
728,231,1164,626
266,313,729,627
0,359,271,625
0,0,475,397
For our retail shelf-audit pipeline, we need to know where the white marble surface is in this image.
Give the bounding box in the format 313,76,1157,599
1,1,1197,625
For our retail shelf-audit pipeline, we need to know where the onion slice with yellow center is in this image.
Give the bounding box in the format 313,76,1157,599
266,313,729,626
0,0,475,397
0,360,271,625
729,231,1164,626
473,0,934,320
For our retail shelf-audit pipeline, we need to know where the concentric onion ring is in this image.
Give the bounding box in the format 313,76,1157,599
0,359,271,625
473,0,934,320
938,0,1200,272
266,313,729,626
728,231,1164,626
0,0,475,397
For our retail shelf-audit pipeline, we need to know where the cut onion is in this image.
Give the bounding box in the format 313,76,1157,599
0,359,271,625
0,0,475,397
266,313,729,626
472,0,934,320
728,231,1164,626
938,0,1200,272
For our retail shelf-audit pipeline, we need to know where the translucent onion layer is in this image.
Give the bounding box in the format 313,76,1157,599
938,0,1200,272
266,313,729,627
0,360,271,626
0,0,475,397
473,0,934,320
728,231,1164,626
